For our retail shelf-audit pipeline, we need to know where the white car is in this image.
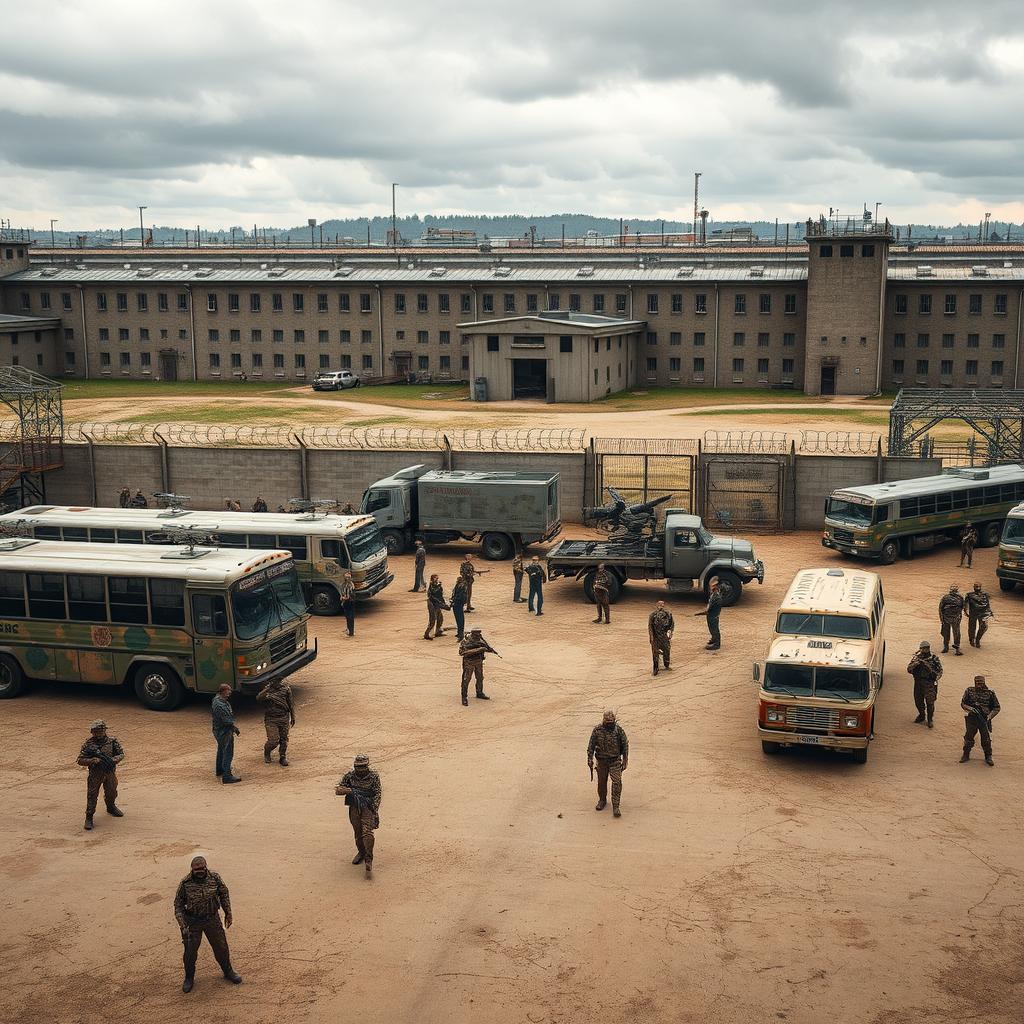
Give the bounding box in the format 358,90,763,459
312,370,361,391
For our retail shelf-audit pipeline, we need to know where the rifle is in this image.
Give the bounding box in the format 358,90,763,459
589,762,594,781
966,705,994,742
90,749,117,772
479,638,503,659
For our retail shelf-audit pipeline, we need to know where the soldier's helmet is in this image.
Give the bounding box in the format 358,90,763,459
90,719,107,731
469,628,482,637
949,584,959,593
353,753,370,767
919,640,930,650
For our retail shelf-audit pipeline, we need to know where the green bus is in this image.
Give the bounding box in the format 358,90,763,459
0,506,393,615
0,540,316,710
997,501,1024,591
822,464,1024,564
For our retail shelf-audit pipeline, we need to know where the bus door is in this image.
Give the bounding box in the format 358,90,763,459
190,591,234,692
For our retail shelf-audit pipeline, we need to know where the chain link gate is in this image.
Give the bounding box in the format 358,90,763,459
700,455,785,531
593,438,698,521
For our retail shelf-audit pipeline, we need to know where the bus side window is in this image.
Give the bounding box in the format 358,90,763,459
0,571,26,617
192,593,228,636
320,539,348,565
34,526,60,540
67,574,106,622
62,527,89,541
150,579,185,627
27,573,66,619
216,533,247,549
108,576,149,624
117,530,144,544
277,535,308,560
872,504,889,525
90,528,116,542
952,492,969,510
247,533,276,549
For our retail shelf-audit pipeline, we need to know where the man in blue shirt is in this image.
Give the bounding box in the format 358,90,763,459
211,684,241,784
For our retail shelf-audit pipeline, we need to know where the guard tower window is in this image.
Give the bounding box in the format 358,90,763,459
486,336,499,352
861,244,875,257
819,245,833,257
559,336,572,353
840,244,854,257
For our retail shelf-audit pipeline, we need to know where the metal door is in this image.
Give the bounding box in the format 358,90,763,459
701,455,785,531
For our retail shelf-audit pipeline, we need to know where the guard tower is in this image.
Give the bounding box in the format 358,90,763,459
0,367,64,507
803,215,893,396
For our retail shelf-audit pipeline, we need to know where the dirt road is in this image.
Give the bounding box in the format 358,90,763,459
3,534,1022,1024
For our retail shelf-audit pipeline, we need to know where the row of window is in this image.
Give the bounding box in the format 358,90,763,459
819,244,876,258
644,357,796,374
892,333,1007,348
891,359,1005,377
3,247,26,259
898,481,1024,518
893,293,1009,315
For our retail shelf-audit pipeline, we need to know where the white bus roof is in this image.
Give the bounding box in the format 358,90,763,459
779,568,879,615
4,506,378,536
830,463,1024,503
767,635,871,666
1008,501,1024,518
0,540,293,584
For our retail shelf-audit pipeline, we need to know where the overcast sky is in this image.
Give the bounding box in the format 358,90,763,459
3,0,1024,230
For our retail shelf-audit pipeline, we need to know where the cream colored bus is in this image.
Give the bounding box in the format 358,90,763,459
756,567,885,764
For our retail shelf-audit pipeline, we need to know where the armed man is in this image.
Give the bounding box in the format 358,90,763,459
587,710,628,817
959,524,978,568
525,554,546,615
695,576,722,651
460,553,485,611
130,489,148,508
965,581,993,648
512,551,526,603
938,584,964,654
458,627,492,705
173,856,242,991
257,675,295,767
907,640,943,727
584,562,612,624
959,675,1000,766
336,753,382,876
77,719,125,831
251,495,268,513
648,600,674,674
339,570,355,636
423,573,449,640
450,574,468,640
340,501,357,515
410,540,426,592
211,683,241,783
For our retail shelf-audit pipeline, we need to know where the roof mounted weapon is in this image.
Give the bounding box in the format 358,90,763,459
0,518,36,550
288,498,338,520
583,486,673,539
156,525,219,558
154,493,192,516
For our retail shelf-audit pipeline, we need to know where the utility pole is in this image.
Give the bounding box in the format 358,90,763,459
392,183,399,265
50,218,58,251
138,206,147,248
693,171,701,247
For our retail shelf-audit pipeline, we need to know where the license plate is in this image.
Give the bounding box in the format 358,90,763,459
796,735,821,745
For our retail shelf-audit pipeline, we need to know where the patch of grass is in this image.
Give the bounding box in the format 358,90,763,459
61,379,288,400
345,415,414,427
677,407,890,427
307,383,470,407
105,403,332,425
592,387,823,411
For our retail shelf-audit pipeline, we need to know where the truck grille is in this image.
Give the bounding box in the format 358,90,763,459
833,529,854,543
269,630,298,663
785,706,840,732
364,563,386,586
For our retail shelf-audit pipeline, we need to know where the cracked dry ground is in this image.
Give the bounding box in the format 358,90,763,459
2,534,1022,1024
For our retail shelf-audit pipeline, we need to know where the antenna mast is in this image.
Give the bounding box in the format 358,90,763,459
693,171,701,247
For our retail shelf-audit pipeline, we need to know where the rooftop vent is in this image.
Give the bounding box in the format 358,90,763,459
576,265,594,277
333,266,354,277
970,265,988,277
749,265,765,277
267,267,286,277
493,266,512,277
40,267,59,277
260,263,268,270
136,266,154,277
74,263,86,270
181,263,189,271
428,266,447,277
915,265,933,277
1004,260,1014,269
676,266,694,277
123,263,131,270
194,267,213,278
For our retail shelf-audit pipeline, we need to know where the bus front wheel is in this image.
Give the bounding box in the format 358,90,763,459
134,663,185,711
979,521,1003,548
851,747,869,765
761,740,781,755
999,578,1016,592
879,539,898,565
0,654,26,699
311,585,341,615
382,530,406,556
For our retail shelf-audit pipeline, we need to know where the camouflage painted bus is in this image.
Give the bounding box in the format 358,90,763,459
822,465,1024,565
997,501,1024,592
0,506,393,615
0,540,316,710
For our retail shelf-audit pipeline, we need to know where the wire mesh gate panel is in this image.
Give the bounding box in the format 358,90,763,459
593,438,698,517
700,455,785,531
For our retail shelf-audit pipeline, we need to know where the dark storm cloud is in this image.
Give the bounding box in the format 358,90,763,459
2,0,1023,225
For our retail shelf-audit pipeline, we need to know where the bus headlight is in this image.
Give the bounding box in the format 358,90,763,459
854,539,869,546
842,713,861,729
766,708,784,723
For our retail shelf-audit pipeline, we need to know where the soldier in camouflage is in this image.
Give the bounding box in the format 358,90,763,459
965,581,993,648
907,640,943,727
589,563,612,624
339,571,355,636
424,574,448,640
410,541,426,592
336,753,382,876
512,552,526,603
959,524,978,568
77,719,125,831
450,575,469,640
458,628,491,705
257,676,295,767
587,710,628,817
959,675,1001,766
174,856,242,991
938,584,964,655
460,554,482,611
648,600,674,674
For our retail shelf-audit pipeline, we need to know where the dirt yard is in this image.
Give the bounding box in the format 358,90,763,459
2,533,1022,1024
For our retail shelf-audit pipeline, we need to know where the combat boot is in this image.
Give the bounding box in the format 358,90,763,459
182,977,194,993
106,805,124,816
365,860,373,877
279,757,289,767
652,664,659,676
595,800,606,811
84,815,94,831
264,747,273,764
927,718,934,729
914,714,926,723
222,774,242,784
352,851,365,865
613,806,621,818
959,751,970,763
223,967,242,984
985,755,994,766
476,692,490,700
461,697,469,706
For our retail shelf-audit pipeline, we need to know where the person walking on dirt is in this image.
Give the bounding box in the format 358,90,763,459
959,524,978,568
336,753,381,876
587,710,628,817
959,675,1000,766
588,563,613,624
460,554,484,611
938,584,965,654
965,582,993,648
696,577,722,650
424,574,448,639
450,574,468,639
77,719,125,831
174,856,242,991
410,541,426,592
907,640,943,728
211,684,241,783
525,555,546,615
459,628,491,705
257,676,294,767
648,600,673,673
339,571,355,636
512,551,526,603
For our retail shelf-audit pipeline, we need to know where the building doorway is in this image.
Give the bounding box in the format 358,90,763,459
393,353,412,380
159,349,178,381
820,364,836,395
512,359,547,399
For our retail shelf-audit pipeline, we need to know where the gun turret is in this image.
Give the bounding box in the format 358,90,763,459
586,488,673,538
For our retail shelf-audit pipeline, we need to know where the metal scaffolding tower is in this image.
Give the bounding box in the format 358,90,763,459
888,389,1024,464
0,367,64,507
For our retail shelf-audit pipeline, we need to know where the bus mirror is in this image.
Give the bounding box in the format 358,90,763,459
752,662,760,683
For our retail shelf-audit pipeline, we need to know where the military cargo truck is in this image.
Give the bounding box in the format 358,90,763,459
546,510,764,606
360,465,561,559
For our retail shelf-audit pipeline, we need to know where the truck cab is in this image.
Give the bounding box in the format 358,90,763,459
361,466,423,553
663,511,763,605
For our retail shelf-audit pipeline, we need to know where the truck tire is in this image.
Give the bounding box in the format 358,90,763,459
979,521,1003,548
582,572,622,604
382,529,406,556
480,532,514,561
879,539,898,565
311,585,341,616
710,571,742,607
0,653,26,699
999,578,1016,592
133,663,185,711
761,740,781,755
851,746,869,765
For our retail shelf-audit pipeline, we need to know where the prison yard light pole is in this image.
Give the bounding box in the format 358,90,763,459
138,206,147,248
49,219,57,251
392,183,399,266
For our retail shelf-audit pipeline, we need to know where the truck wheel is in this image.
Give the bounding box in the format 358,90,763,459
382,529,406,556
710,571,742,607
999,578,1016,592
582,573,621,604
0,653,26,699
851,747,869,765
979,521,1003,548
761,740,781,755
311,585,341,615
480,532,514,560
879,539,898,565
133,663,185,711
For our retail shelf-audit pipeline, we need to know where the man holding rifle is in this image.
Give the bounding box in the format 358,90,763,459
907,640,943,728
587,709,628,818
77,719,125,831
458,628,496,705
960,675,1000,766
336,753,382,875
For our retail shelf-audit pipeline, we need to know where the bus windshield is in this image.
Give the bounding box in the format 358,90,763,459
346,522,386,564
1003,518,1024,544
776,613,871,640
826,497,873,527
231,563,306,640
764,663,870,699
